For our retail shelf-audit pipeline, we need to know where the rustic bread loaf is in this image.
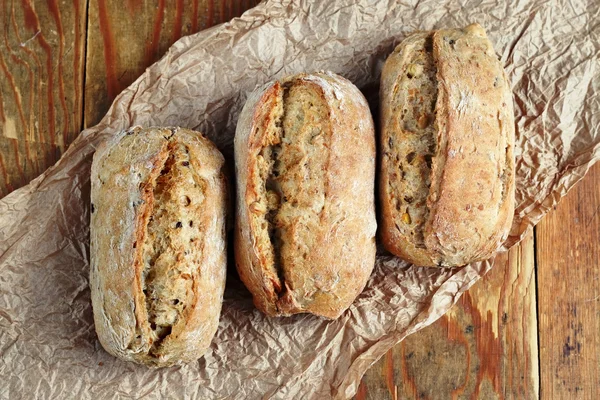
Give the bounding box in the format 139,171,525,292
90,126,227,367
234,72,377,319
379,23,515,267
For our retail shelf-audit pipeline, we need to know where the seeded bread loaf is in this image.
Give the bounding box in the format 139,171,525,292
234,72,377,319
90,126,227,367
379,23,515,267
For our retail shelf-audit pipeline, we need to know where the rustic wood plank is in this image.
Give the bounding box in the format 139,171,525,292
0,0,87,197
83,0,261,129
357,233,538,399
537,162,600,399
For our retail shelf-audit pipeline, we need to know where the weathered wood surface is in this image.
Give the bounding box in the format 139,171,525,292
356,234,539,400
0,0,87,196
1,2,600,399
537,162,600,400
84,0,261,128
0,0,259,197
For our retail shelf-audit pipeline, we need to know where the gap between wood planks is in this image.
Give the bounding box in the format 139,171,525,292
81,0,91,133
533,225,542,399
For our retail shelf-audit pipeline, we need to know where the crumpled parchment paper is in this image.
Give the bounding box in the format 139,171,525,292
1,0,599,398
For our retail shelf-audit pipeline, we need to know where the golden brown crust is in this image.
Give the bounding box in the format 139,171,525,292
90,126,227,367
235,72,377,319
234,83,283,316
380,24,515,267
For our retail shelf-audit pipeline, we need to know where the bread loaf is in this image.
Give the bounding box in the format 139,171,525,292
90,126,227,367
379,24,515,267
234,72,377,319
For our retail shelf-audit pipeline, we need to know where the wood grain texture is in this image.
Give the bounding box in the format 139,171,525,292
84,0,261,129
0,0,87,197
357,234,538,400
537,162,600,400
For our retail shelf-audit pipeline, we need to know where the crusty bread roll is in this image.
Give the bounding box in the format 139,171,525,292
379,23,515,267
90,126,227,367
234,72,377,319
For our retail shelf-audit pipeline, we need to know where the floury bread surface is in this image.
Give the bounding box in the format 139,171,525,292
90,126,227,367
234,72,377,319
379,24,516,267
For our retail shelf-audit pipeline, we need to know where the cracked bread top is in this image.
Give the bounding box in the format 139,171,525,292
380,23,515,267
234,72,377,319
90,126,227,367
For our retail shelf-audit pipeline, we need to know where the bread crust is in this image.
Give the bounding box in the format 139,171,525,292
90,126,227,367
234,72,377,319
380,24,515,267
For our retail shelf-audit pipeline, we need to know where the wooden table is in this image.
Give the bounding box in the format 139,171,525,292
1,2,598,398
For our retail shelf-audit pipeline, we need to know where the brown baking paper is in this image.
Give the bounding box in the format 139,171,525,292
1,0,599,398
